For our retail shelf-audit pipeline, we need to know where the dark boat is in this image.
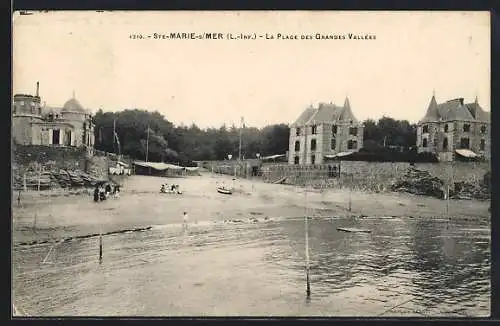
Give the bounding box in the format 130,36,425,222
337,227,371,233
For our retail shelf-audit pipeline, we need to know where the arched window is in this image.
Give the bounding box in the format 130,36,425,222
294,140,300,151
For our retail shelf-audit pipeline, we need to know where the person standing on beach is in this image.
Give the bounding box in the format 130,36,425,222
182,211,189,232
93,185,100,202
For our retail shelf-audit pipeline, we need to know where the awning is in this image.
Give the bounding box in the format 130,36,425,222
324,151,355,159
455,149,479,158
184,167,199,171
261,154,286,160
133,161,183,170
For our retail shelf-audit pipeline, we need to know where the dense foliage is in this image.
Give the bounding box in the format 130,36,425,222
92,109,419,164
92,109,289,165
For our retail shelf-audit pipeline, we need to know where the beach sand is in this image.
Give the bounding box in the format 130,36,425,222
12,173,490,245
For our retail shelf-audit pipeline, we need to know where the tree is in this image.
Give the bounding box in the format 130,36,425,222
362,117,417,151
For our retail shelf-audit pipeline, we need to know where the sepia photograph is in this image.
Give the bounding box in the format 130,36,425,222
11,11,490,317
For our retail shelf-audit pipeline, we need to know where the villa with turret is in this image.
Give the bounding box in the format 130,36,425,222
417,93,490,162
288,97,364,165
12,82,95,149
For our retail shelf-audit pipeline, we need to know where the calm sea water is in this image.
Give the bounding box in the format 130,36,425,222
12,216,490,317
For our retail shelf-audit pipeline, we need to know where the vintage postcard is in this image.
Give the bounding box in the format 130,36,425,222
12,11,490,317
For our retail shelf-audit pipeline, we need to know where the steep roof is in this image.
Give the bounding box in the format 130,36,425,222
420,95,440,123
465,101,490,122
306,103,341,125
420,96,486,123
292,97,359,127
338,97,357,121
446,100,475,121
291,107,317,127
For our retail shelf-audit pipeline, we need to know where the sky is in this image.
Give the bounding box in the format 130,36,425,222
13,11,490,129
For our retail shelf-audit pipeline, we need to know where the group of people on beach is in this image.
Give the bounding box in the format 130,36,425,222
160,183,182,194
93,183,120,202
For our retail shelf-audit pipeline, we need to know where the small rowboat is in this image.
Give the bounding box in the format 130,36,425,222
337,227,371,233
217,187,233,195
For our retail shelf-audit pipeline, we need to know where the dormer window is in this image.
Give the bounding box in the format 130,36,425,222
311,125,317,135
422,125,429,133
296,128,301,136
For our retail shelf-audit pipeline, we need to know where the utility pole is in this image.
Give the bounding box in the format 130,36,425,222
239,117,243,161
113,119,121,158
305,180,311,300
146,123,150,163
238,117,243,178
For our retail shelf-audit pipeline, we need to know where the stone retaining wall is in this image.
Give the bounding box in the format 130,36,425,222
260,161,490,193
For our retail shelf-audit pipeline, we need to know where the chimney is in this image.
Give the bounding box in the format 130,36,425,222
36,81,39,97
459,98,464,105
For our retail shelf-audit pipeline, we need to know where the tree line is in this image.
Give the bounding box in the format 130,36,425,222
92,109,418,165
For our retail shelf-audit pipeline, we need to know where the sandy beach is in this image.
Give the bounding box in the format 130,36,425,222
12,173,490,245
